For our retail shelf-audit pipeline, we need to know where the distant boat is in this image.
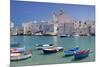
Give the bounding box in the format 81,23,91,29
59,34,71,37
58,34,66,37
42,47,64,54
35,44,54,50
10,48,32,61
64,47,79,56
74,50,90,59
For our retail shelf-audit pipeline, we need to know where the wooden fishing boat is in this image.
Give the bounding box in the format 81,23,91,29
74,50,90,59
64,47,79,56
68,47,79,51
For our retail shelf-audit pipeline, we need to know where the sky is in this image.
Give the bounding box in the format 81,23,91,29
11,1,95,26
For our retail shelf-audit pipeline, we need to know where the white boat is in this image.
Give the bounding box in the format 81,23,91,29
11,52,32,61
10,48,32,61
42,47,64,54
36,44,54,50
59,34,71,37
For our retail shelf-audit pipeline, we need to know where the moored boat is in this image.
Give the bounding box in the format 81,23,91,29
36,44,54,50
64,47,79,56
64,51,75,56
59,34,71,38
10,48,32,61
68,47,79,51
74,50,90,59
60,34,67,37
43,47,64,54
11,51,32,61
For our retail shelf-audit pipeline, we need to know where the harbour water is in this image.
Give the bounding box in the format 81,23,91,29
10,36,95,66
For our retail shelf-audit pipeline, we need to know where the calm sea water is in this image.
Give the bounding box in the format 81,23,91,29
10,36,95,66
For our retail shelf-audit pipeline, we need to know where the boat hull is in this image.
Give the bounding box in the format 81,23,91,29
69,47,79,51
36,44,54,50
64,51,75,56
74,50,90,59
11,53,32,61
43,49,57,54
36,46,54,50
64,47,79,56
43,47,63,54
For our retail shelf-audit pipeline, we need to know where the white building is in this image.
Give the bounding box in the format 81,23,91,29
73,21,81,35
90,23,95,35
80,22,89,35
57,23,74,35
52,10,75,35
22,21,57,35
22,21,34,34
16,27,24,35
41,22,56,35
73,20,95,36
10,22,17,35
86,20,95,35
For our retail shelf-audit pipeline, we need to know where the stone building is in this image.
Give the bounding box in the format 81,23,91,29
52,10,75,35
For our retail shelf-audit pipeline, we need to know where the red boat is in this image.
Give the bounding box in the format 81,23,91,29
74,50,90,59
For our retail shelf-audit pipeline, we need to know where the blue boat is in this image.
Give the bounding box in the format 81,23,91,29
74,50,90,59
68,47,79,51
64,47,79,56
64,51,75,56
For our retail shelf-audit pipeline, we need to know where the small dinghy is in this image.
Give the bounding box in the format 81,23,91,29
74,50,90,59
